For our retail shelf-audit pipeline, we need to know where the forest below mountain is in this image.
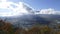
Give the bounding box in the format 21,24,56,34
0,20,60,34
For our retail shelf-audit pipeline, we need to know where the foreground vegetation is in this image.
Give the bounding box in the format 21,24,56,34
0,20,60,34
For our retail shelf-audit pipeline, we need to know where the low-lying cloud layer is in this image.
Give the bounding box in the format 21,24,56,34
37,8,60,15
0,0,60,17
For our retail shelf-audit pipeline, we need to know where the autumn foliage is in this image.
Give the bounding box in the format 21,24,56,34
0,20,60,34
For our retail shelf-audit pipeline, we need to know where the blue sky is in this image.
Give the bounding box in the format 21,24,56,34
8,0,60,11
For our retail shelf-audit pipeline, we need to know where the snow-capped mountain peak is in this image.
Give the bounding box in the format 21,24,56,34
0,0,34,17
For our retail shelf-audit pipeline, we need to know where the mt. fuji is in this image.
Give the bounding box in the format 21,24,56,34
0,0,34,17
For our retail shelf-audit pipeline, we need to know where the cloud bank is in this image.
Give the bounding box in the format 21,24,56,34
36,8,60,15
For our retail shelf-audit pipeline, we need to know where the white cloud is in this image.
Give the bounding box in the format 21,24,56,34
40,8,55,14
36,8,60,15
0,0,34,17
